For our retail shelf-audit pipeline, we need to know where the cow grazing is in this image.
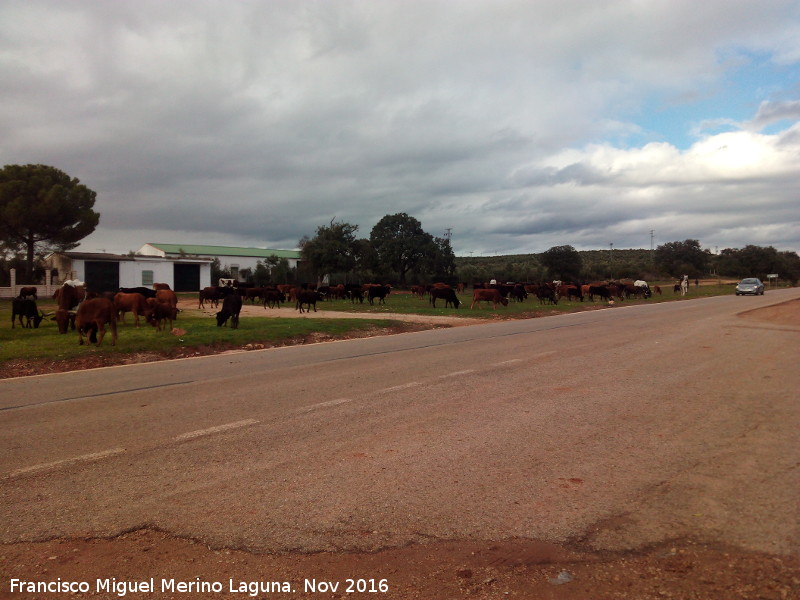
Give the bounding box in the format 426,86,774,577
216,293,243,328
19,286,38,300
114,292,151,327
537,286,558,305
430,286,461,309
147,298,178,331
11,298,46,329
296,290,322,313
75,298,117,346
53,281,87,334
470,288,509,309
155,288,178,308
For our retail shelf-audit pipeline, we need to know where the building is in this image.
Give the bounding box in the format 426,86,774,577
44,251,213,293
137,244,302,281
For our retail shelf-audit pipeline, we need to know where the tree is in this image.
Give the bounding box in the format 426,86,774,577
715,245,800,284
427,236,457,283
653,239,710,278
299,219,359,282
0,164,100,279
370,213,434,284
352,238,380,281
540,245,582,281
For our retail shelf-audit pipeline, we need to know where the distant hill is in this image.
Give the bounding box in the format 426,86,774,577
454,248,658,282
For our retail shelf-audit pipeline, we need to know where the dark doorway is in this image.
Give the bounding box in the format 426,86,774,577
174,264,200,292
85,261,120,294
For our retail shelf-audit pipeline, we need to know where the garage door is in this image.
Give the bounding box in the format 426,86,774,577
173,264,200,292
85,261,119,294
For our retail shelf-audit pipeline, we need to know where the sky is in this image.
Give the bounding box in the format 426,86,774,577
1,0,799,258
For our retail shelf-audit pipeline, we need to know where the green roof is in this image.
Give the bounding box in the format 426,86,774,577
146,243,301,259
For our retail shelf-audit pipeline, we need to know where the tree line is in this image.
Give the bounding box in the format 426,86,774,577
1,163,798,287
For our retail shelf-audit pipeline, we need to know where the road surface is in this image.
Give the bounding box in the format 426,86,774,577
1,290,798,598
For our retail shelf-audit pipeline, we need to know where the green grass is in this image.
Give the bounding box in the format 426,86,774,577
0,282,744,365
309,281,740,318
0,297,402,364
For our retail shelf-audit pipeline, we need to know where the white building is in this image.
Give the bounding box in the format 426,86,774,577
137,243,302,281
44,251,213,293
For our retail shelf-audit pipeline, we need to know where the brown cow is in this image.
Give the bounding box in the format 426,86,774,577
153,282,171,290
53,282,87,334
76,298,117,346
19,286,38,300
147,298,178,331
155,288,178,308
114,292,151,327
470,288,509,309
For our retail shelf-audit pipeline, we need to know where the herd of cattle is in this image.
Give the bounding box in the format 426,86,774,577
9,281,185,346
198,278,659,313
9,278,660,346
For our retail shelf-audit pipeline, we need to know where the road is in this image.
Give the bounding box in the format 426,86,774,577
2,289,799,564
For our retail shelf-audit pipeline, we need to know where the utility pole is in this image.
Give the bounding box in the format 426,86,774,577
650,229,655,270
609,242,614,280
444,228,452,241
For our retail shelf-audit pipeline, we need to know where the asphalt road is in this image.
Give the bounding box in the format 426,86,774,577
2,290,798,558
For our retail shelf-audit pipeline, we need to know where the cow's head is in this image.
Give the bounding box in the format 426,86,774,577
54,309,73,334
32,310,46,329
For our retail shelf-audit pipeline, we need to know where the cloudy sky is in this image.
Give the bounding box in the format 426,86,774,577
2,1,799,257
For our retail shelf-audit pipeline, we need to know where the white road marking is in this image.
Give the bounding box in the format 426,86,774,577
295,398,353,413
174,419,259,442
381,381,422,393
438,369,475,379
5,447,126,479
493,359,523,366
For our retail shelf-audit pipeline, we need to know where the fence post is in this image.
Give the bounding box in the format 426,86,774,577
10,268,16,297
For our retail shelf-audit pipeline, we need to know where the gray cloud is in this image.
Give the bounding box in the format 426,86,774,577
1,0,798,258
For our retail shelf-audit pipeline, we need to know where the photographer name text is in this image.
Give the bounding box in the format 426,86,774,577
10,577,389,596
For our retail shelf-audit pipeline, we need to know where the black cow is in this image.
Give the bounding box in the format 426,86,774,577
262,288,286,309
296,290,322,313
216,293,243,329
588,285,611,301
367,285,390,305
536,286,558,305
12,298,46,329
345,283,364,304
119,286,157,299
429,287,461,309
